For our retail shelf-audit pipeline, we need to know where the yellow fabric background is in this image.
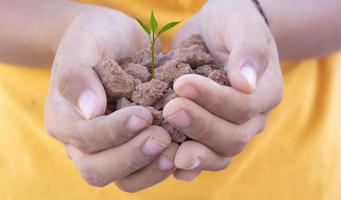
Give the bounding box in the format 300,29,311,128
1,0,341,199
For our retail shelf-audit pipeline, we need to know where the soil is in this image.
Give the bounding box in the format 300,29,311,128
93,35,229,143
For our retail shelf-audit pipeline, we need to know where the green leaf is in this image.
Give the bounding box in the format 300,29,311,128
136,18,151,35
158,21,181,36
149,11,158,32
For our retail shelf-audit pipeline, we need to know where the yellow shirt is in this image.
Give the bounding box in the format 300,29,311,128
1,0,341,199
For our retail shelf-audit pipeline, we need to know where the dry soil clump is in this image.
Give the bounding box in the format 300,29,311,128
93,35,229,143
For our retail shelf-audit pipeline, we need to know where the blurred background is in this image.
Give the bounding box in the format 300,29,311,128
0,0,341,199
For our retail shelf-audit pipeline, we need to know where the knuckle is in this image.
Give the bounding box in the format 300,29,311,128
224,132,250,157
222,158,232,169
102,115,130,145
258,124,266,134
194,115,215,141
77,158,107,187
274,84,284,106
70,123,96,154
268,75,284,111
257,117,268,133
81,172,105,187
119,153,146,172
236,132,252,147
225,143,245,157
69,134,93,154
115,181,140,193
207,94,224,112
214,158,231,171
103,120,118,143
236,104,257,124
265,83,284,113
82,172,107,187
45,121,58,139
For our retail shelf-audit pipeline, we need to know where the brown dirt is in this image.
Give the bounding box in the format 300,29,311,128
93,58,140,102
93,35,230,143
155,59,192,85
131,79,168,107
122,63,151,82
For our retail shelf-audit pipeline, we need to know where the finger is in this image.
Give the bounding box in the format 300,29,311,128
173,74,282,124
223,8,274,93
46,100,153,153
115,143,178,193
52,26,107,120
163,97,267,157
65,126,171,187
55,64,106,120
51,10,154,120
174,141,231,171
174,169,201,182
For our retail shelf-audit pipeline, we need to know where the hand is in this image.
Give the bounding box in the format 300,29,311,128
164,0,283,181
45,7,178,192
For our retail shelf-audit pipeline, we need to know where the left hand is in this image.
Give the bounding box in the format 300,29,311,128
163,0,284,181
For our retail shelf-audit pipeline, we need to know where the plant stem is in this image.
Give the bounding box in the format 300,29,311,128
151,37,155,79
151,42,155,79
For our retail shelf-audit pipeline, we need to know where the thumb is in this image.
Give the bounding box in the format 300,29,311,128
56,64,107,120
222,3,273,94
226,45,269,94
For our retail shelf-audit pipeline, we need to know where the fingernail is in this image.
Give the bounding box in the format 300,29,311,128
159,156,174,171
183,158,200,170
166,110,191,128
142,137,168,156
240,65,257,90
177,84,198,99
78,89,97,120
126,114,149,132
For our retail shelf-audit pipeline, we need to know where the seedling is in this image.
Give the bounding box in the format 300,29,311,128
136,11,181,78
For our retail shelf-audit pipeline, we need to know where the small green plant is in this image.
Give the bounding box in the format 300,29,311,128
136,11,180,79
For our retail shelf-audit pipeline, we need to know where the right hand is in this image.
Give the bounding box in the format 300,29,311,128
45,6,178,192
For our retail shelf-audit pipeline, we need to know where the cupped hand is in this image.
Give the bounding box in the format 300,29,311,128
45,7,177,192
164,0,283,181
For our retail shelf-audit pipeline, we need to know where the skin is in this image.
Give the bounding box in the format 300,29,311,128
167,0,283,180
1,0,341,192
260,0,341,60
0,0,84,66
46,8,179,191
